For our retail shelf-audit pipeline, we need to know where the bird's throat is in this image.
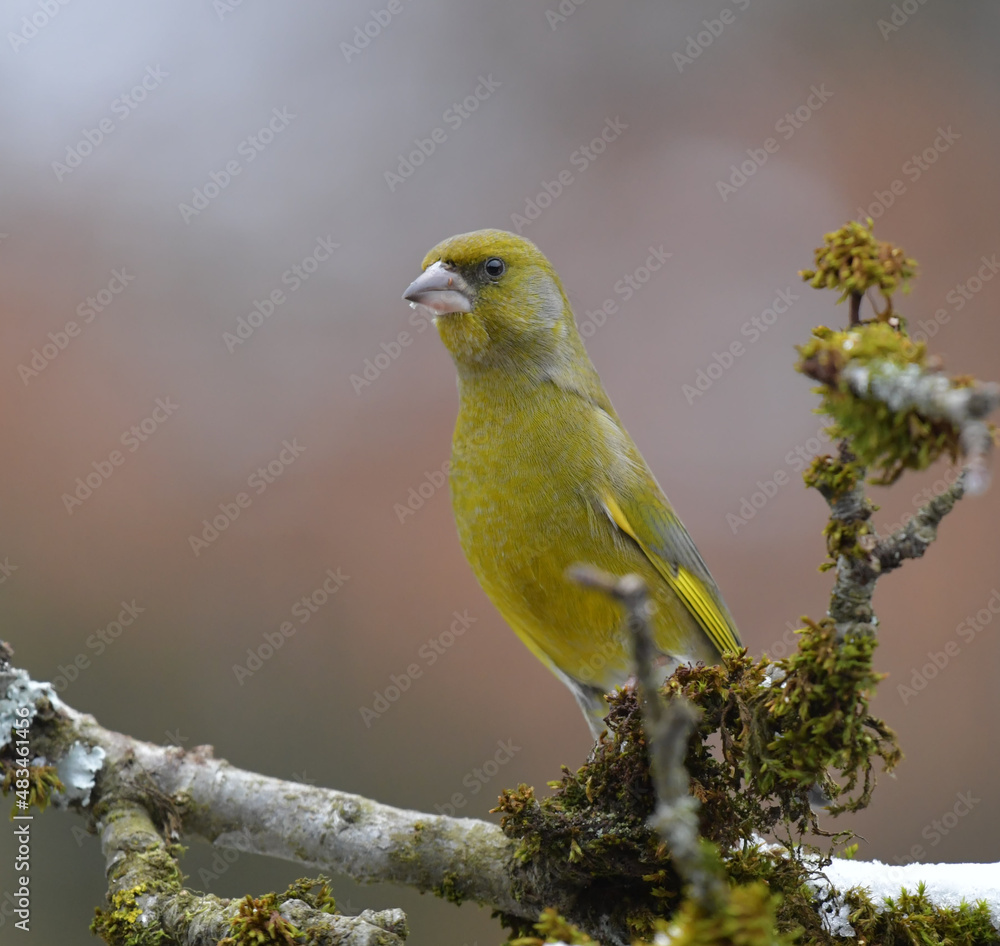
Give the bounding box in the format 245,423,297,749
435,312,492,365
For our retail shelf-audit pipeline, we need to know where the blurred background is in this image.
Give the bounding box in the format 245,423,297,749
2,1,999,942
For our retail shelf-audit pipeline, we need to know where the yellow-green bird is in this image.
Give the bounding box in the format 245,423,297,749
403,229,741,737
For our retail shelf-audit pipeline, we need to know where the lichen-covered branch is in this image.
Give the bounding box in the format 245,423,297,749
72,702,520,910
824,471,966,632
91,788,405,946
841,362,999,495
804,444,879,636
1,639,996,944
797,221,999,641
0,652,529,944
874,474,966,573
798,322,996,489
804,449,968,638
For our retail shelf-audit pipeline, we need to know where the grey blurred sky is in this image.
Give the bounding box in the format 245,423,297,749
2,2,1000,944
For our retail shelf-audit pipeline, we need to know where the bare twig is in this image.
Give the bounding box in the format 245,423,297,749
569,566,726,912
816,453,967,638
848,290,862,326
873,474,966,573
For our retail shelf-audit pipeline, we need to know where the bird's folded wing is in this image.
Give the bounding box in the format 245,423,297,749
601,485,742,655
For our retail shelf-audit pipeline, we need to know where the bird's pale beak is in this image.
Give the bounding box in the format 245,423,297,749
403,261,473,315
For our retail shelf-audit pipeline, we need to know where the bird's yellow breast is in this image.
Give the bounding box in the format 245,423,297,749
449,370,715,692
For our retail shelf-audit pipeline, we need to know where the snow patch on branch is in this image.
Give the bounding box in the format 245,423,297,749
814,858,1000,935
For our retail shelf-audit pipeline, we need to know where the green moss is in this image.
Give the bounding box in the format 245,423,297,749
218,893,302,946
819,514,872,571
725,846,837,944
494,763,678,938
90,844,183,945
759,619,901,815
494,709,682,938
803,454,875,570
128,846,184,891
1,706,72,816
279,876,338,915
660,620,899,832
848,883,1000,945
205,878,338,946
653,883,795,946
797,323,967,485
800,218,916,318
796,225,978,487
802,453,862,497
1,761,64,816
433,871,467,906
88,787,187,944
508,907,597,945
493,621,900,940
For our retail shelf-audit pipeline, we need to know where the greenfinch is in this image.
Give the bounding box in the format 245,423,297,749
403,230,741,737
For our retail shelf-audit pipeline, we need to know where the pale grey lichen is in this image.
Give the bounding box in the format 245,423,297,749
0,664,62,750
842,361,1000,495
55,741,106,805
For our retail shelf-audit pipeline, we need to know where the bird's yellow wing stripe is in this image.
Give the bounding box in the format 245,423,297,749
670,566,740,655
603,492,640,543
602,491,740,655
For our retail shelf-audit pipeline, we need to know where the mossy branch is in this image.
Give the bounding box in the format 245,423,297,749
798,220,999,638
0,634,916,946
83,759,403,946
0,653,522,945
798,322,998,493
90,790,402,946
92,793,390,946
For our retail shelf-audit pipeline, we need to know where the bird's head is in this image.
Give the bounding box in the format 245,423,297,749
403,229,578,372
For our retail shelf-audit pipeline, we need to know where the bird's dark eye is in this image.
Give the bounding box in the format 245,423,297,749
483,257,506,279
